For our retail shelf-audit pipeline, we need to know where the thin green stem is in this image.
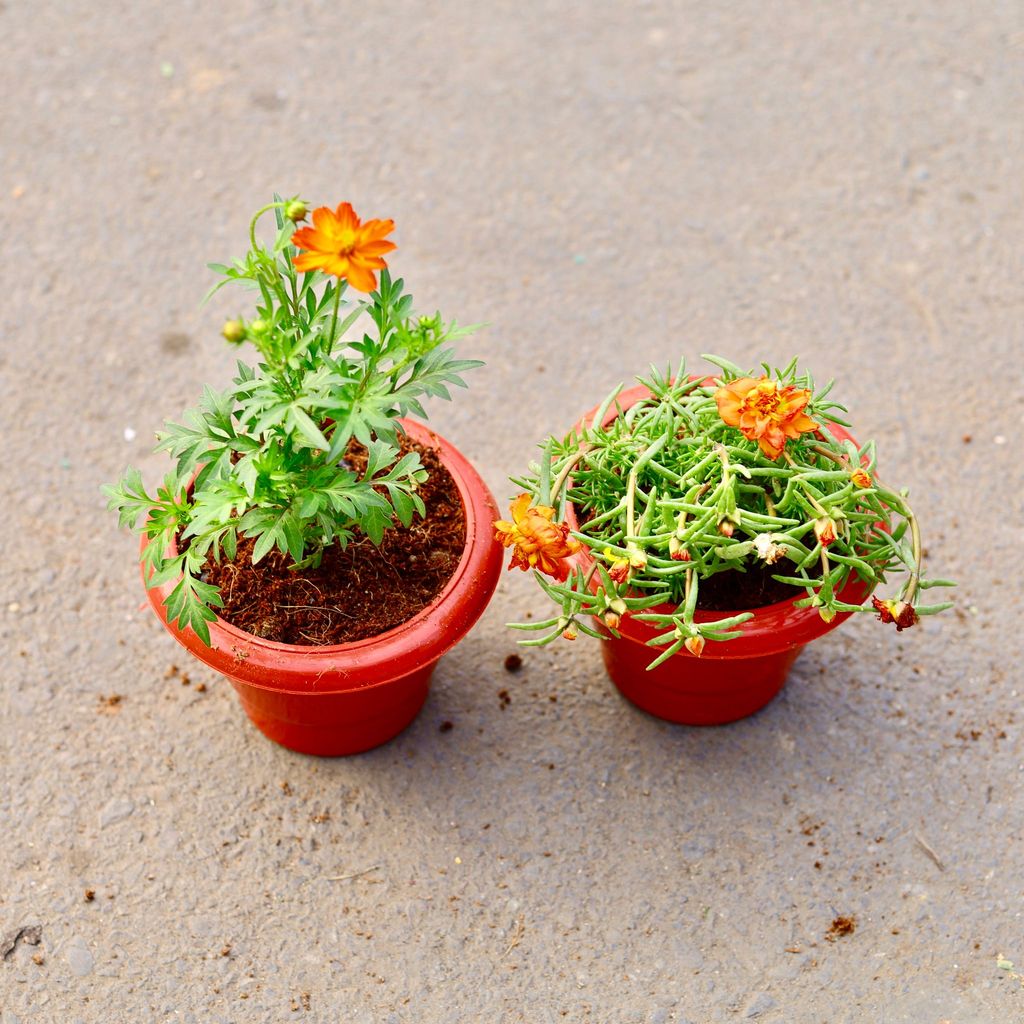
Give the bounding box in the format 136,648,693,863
249,202,282,252
550,448,590,503
327,281,343,351
902,503,923,606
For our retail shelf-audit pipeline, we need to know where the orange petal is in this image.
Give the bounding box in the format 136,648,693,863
358,239,397,257
291,224,328,251
333,202,359,231
359,217,395,240
714,390,744,426
509,494,533,525
293,250,334,273
310,206,339,232
493,519,518,541
344,261,378,293
350,252,389,271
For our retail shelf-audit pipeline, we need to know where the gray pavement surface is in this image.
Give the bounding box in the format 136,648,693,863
2,2,1023,1021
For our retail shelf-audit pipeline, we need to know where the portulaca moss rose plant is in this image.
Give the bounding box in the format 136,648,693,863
496,357,954,666
105,196,479,646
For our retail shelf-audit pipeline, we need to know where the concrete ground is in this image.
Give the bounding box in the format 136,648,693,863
3,1,1022,1021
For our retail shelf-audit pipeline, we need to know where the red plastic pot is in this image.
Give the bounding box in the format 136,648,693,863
143,419,502,756
566,383,875,726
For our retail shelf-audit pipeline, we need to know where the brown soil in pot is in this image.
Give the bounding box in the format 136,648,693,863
693,565,809,611
202,436,466,645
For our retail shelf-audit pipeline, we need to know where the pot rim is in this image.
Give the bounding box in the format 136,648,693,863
142,418,502,693
563,381,875,658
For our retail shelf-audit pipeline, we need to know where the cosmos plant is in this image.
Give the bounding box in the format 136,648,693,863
106,196,479,644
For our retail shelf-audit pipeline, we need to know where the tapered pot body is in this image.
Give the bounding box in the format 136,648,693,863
569,383,874,726
144,419,502,755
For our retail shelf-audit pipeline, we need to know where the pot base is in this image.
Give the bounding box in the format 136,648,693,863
601,640,801,726
226,665,435,756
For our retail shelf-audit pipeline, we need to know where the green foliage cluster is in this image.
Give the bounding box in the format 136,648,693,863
106,197,480,645
511,356,953,664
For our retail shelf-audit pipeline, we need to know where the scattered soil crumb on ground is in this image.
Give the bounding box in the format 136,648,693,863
826,916,856,941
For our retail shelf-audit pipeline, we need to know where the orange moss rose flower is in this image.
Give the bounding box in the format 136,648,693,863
850,467,873,489
291,202,396,293
714,376,818,460
494,494,581,582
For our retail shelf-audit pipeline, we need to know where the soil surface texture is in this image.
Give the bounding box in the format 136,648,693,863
203,437,465,644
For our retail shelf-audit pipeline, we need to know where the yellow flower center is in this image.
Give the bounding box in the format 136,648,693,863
747,382,781,416
336,228,357,256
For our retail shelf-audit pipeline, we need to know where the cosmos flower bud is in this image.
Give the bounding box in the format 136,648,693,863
249,318,269,335
221,319,246,344
284,199,308,223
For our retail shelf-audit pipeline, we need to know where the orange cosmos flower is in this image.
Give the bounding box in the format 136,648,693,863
494,494,581,582
291,202,396,293
714,376,818,460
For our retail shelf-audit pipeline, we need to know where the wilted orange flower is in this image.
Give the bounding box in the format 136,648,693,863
850,467,873,489
715,376,818,460
872,597,919,631
814,516,838,546
668,536,691,561
494,494,580,582
603,548,631,584
291,202,396,293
